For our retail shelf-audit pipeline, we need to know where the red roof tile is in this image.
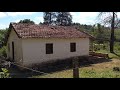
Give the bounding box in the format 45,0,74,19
10,23,93,39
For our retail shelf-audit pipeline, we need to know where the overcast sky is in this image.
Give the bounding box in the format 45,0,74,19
0,12,118,29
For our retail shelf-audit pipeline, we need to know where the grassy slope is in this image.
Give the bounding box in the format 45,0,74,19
32,58,120,78
96,50,120,59
32,45,120,78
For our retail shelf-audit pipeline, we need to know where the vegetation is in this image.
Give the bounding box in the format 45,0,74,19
0,12,120,78
0,29,8,58
43,12,57,25
0,46,7,57
43,12,72,26
0,68,10,78
98,12,119,53
19,19,35,24
56,12,72,26
0,29,8,47
32,58,120,78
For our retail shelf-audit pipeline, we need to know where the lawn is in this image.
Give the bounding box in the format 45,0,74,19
31,46,120,78
96,49,120,59
31,58,120,78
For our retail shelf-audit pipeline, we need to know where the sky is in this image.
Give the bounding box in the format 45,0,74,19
0,12,116,29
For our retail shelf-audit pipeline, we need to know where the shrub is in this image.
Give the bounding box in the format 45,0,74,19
118,47,120,51
0,68,10,78
0,46,7,57
113,67,120,71
103,45,106,50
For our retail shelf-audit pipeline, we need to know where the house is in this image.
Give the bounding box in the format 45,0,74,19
6,23,93,67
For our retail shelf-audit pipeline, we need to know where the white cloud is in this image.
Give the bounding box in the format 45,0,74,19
114,12,120,19
6,12,36,17
70,12,77,16
14,19,21,23
71,12,99,25
13,16,43,24
0,24,8,29
34,16,43,24
0,12,7,18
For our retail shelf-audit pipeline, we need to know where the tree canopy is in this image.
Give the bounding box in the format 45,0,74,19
19,19,35,24
43,12,72,26
56,12,72,26
43,12,57,25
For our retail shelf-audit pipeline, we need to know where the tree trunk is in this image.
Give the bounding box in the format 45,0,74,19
110,12,115,53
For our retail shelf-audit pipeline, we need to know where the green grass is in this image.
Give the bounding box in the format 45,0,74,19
95,49,120,59
32,42,120,78
32,70,73,78
31,58,120,78
80,69,120,78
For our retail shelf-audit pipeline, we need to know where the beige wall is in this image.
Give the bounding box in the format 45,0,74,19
22,38,89,66
7,29,23,64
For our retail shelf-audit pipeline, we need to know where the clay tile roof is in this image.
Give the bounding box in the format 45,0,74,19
9,22,93,39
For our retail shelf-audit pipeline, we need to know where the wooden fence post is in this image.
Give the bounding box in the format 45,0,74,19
73,56,79,78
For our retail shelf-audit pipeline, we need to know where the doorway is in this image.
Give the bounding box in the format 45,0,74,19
12,41,14,61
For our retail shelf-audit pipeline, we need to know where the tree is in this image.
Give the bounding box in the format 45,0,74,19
43,12,57,25
43,12,72,26
19,19,35,24
56,12,72,26
96,23,105,43
110,12,115,53
39,22,44,25
0,28,9,47
98,12,118,53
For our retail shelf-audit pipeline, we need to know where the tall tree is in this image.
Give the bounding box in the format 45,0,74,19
110,12,115,53
43,12,57,25
19,19,35,24
56,12,72,26
98,12,118,53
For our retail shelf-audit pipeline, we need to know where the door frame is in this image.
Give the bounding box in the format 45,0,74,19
12,41,14,61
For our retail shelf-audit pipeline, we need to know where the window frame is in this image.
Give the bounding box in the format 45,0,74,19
70,42,76,52
46,43,53,54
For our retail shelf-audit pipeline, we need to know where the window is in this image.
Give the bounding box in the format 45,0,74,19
8,43,10,52
70,43,76,52
46,43,53,54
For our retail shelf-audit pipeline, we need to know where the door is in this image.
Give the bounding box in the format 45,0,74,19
12,41,14,61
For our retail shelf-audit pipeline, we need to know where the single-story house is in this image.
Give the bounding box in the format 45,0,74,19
6,23,93,67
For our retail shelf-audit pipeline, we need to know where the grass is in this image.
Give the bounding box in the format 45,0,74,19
31,45,120,78
31,41,120,78
95,49,120,59
32,58,120,78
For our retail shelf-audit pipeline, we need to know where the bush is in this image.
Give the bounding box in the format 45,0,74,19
103,45,106,50
0,68,10,78
113,67,120,71
118,47,120,51
0,46,7,57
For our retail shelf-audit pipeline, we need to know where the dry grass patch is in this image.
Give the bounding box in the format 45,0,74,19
32,58,120,78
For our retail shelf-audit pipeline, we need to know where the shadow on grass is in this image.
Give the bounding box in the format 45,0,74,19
112,52,120,57
8,56,112,78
